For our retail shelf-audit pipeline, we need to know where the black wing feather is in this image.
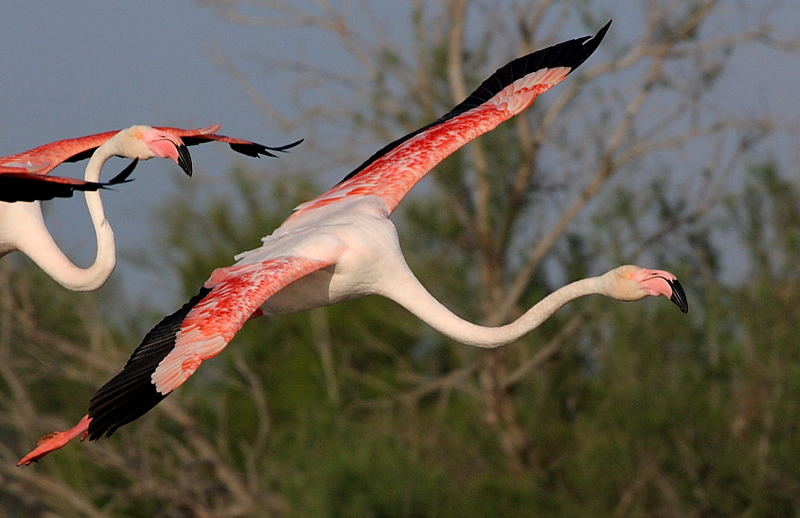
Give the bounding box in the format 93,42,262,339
0,174,110,202
181,137,304,159
87,287,212,439
64,148,98,163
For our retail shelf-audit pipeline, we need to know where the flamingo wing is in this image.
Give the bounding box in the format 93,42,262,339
86,255,333,439
157,125,304,158
294,21,610,216
0,131,119,175
0,168,133,203
0,124,302,176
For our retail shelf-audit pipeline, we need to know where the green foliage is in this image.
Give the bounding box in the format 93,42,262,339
4,159,800,517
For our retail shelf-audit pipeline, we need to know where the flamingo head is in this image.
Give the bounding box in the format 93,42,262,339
601,265,688,313
124,126,193,176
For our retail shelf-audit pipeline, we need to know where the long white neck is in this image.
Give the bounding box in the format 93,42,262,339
378,264,603,348
11,143,119,291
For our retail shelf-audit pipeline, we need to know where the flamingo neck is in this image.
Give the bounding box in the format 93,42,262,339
379,266,603,348
15,143,119,291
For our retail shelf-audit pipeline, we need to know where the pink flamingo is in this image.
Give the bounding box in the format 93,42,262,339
0,123,300,201
18,21,686,465
0,125,300,291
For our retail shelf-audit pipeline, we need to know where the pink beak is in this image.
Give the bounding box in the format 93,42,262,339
151,138,192,177
637,269,688,313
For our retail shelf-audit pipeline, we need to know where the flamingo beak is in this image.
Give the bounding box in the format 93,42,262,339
176,144,193,177
667,279,688,313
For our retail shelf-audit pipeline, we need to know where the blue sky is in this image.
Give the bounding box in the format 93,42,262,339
2,1,799,310
2,1,317,306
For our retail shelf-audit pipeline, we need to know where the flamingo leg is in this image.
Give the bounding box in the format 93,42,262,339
17,414,91,466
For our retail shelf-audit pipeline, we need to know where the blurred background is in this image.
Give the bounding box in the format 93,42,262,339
2,1,800,516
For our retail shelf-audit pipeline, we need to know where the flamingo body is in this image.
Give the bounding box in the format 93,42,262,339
18,22,687,465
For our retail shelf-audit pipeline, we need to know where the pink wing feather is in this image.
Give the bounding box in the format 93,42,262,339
152,257,331,394
0,123,299,176
85,255,333,439
294,21,609,216
0,132,116,175
16,256,332,464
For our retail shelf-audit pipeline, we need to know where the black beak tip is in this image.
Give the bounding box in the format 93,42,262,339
668,279,689,314
177,144,193,177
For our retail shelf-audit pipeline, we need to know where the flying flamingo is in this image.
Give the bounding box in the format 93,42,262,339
0,125,301,291
0,123,300,202
18,21,687,465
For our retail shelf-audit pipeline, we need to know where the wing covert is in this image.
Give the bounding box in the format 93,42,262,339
86,255,333,439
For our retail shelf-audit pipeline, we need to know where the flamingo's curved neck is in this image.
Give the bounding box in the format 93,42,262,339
14,140,122,291
378,263,603,348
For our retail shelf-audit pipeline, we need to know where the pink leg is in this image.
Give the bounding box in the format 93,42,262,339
17,414,92,466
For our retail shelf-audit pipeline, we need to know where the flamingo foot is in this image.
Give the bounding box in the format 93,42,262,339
17,414,92,466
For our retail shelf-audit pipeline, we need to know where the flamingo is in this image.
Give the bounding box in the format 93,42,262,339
0,124,301,291
18,21,688,465
0,123,300,202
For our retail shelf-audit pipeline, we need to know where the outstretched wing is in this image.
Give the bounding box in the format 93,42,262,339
0,169,132,203
159,125,304,159
0,124,302,176
17,251,337,465
0,131,120,175
86,255,332,439
0,172,107,202
294,21,610,216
